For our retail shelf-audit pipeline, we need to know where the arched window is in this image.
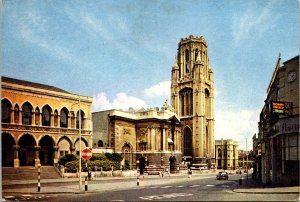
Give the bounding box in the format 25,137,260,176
179,88,193,116
2,99,12,123
60,108,68,128
98,140,104,147
14,105,20,124
185,49,190,73
70,112,75,128
35,107,40,125
76,110,85,129
195,49,199,60
42,105,51,126
54,110,58,127
22,102,33,125
205,89,210,117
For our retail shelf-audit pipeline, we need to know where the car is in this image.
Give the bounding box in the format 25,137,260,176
216,171,229,180
229,170,234,175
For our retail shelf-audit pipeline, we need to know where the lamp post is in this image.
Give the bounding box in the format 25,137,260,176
78,96,82,189
72,95,82,190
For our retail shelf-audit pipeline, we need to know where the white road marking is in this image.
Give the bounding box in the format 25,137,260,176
4,196,15,199
21,194,32,197
139,193,193,201
206,184,215,187
176,185,184,187
190,185,200,187
161,186,172,188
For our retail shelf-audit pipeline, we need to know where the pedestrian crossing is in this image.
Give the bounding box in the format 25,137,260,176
3,194,58,201
133,183,231,190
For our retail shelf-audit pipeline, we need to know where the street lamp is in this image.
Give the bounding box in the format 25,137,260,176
78,96,82,189
71,95,82,190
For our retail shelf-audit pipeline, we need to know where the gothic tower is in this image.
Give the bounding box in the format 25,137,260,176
171,35,214,163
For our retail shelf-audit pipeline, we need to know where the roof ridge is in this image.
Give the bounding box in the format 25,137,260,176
2,76,70,94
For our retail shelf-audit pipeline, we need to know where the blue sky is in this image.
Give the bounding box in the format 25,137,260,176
2,0,299,150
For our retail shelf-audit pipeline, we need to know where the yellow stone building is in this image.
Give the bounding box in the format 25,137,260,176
171,35,215,163
215,139,239,170
93,103,182,171
1,76,93,167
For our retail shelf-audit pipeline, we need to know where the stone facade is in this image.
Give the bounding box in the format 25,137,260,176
171,35,215,163
254,55,299,186
1,76,93,167
215,139,239,170
92,104,182,170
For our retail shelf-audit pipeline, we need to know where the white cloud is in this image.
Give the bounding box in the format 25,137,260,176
144,81,171,99
92,92,147,112
232,1,279,46
215,108,260,150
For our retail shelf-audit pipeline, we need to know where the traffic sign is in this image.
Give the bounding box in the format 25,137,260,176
82,147,92,160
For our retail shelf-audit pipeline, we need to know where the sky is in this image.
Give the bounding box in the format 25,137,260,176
2,0,299,150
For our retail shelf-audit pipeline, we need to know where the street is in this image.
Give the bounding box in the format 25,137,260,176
3,173,299,201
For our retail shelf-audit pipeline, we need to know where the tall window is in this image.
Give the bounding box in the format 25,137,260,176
60,108,68,128
2,99,12,123
185,49,190,73
205,89,210,117
195,49,199,60
76,110,84,129
22,102,33,125
14,105,19,124
35,107,40,125
54,110,58,127
71,112,75,128
180,88,193,116
42,105,51,126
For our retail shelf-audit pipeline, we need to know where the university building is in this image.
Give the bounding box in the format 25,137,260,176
171,35,215,163
93,103,182,171
1,76,93,167
253,55,299,186
93,35,215,169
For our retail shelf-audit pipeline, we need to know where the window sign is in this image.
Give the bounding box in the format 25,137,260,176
271,101,285,115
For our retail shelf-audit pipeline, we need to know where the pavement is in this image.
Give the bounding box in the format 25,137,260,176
2,171,300,195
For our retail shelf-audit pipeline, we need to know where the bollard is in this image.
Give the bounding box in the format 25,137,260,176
188,168,192,178
137,169,140,186
85,176,88,191
239,178,242,185
101,166,103,176
37,164,41,192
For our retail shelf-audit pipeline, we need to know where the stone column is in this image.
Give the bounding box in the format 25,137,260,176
34,146,41,167
162,128,166,151
31,110,34,126
53,146,59,165
151,128,155,151
57,114,61,128
68,115,71,128
13,145,20,168
19,110,22,124
147,128,151,150
50,113,54,127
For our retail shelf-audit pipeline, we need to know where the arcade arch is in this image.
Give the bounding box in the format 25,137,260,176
2,133,15,167
18,134,36,166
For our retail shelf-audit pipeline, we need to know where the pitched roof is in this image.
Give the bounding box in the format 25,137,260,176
2,76,70,94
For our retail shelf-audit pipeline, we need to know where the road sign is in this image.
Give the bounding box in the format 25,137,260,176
82,147,92,160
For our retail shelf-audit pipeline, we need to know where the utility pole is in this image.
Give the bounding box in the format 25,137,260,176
246,138,248,180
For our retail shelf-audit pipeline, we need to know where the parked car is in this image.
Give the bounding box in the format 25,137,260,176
216,171,229,180
229,170,234,175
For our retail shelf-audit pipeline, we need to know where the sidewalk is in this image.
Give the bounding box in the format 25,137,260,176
232,176,300,194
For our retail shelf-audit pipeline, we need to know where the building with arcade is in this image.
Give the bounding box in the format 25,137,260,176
1,76,93,167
